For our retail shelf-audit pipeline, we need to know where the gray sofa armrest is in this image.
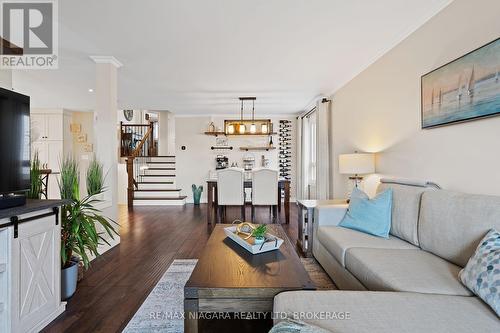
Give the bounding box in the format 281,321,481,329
314,204,348,228
312,204,348,251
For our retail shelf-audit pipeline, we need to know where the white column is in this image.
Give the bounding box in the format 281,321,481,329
90,56,121,245
0,69,12,89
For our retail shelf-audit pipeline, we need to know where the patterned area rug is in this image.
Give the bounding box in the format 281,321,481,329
301,257,337,290
124,257,336,332
123,259,197,333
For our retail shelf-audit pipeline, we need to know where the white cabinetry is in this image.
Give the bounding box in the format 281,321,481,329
0,206,65,333
30,114,63,141
30,109,73,199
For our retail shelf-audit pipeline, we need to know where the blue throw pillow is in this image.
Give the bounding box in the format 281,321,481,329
459,229,500,316
339,187,392,238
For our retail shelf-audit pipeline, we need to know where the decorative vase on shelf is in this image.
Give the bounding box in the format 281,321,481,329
208,122,216,133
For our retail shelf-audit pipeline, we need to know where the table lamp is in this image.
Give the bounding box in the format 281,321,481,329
339,152,375,197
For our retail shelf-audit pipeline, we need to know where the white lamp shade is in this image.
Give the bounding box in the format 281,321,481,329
338,153,375,175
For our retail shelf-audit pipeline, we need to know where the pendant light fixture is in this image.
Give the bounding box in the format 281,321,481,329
250,99,257,134
224,97,271,135
238,98,246,134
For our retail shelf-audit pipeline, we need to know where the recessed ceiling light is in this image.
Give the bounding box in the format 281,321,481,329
88,88,94,92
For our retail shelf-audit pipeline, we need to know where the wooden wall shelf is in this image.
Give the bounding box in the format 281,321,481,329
204,131,226,136
240,146,276,151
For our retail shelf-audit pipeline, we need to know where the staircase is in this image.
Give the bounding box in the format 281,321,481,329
130,156,186,206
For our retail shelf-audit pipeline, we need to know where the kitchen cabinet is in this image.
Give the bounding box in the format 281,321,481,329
30,113,63,141
30,110,73,199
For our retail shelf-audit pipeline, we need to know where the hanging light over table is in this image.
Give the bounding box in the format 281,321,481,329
224,97,272,135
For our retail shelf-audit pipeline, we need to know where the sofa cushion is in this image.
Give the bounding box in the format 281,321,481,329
269,318,332,333
345,248,472,296
274,291,500,333
316,226,417,267
459,229,500,316
339,188,392,238
377,182,433,246
419,190,500,267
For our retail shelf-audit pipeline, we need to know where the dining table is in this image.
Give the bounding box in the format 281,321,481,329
206,179,291,224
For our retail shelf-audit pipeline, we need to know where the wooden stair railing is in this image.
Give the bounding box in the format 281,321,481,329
124,123,155,208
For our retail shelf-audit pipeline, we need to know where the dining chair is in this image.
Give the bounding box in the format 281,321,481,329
251,168,279,223
217,167,245,223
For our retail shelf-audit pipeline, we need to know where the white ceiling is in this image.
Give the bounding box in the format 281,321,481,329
11,0,452,115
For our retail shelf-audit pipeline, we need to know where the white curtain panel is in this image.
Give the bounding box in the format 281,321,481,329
315,99,331,199
295,116,306,200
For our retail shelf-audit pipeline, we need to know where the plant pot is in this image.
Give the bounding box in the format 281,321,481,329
61,258,79,300
254,236,265,245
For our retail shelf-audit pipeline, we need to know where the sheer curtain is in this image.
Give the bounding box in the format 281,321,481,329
296,98,331,200
315,98,331,199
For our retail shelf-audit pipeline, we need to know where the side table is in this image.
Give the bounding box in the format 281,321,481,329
296,199,348,257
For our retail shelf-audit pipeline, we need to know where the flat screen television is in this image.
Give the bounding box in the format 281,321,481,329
0,87,30,200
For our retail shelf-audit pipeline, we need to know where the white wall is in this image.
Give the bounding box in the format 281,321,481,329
175,115,297,203
330,0,500,198
71,111,94,198
158,111,175,155
0,70,12,89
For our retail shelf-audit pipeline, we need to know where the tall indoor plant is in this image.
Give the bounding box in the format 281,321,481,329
86,157,105,198
59,155,118,299
28,151,43,199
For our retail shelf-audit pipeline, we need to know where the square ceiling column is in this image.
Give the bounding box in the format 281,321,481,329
90,55,122,227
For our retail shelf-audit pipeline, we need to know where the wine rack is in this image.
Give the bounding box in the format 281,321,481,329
279,120,292,180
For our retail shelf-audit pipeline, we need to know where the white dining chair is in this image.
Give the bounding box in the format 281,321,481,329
251,168,279,223
217,167,245,223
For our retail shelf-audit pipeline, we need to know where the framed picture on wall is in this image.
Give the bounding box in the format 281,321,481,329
421,37,500,129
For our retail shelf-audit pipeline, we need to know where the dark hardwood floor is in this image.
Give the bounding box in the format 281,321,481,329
43,203,300,333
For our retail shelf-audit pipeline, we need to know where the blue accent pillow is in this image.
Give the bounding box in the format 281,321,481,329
339,187,392,238
459,229,500,316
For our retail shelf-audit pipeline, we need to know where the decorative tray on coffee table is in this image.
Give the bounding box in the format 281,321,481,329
224,224,284,254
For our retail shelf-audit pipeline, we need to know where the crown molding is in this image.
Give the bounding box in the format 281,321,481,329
89,56,123,68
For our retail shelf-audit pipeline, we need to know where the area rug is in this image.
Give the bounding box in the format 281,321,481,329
123,259,198,333
124,257,335,332
301,258,337,290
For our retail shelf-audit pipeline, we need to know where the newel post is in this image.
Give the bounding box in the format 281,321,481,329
126,157,134,208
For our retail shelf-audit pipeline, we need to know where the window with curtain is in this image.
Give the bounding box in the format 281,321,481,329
303,109,317,199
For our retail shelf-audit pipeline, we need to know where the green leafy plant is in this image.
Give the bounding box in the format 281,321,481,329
59,155,118,270
86,158,105,196
60,193,118,269
28,151,43,199
58,155,79,201
252,224,267,239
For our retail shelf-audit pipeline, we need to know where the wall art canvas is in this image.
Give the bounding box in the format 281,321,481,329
421,38,500,128
77,133,87,143
83,143,93,152
70,123,81,133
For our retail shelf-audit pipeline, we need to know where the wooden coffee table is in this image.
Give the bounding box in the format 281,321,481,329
184,224,315,333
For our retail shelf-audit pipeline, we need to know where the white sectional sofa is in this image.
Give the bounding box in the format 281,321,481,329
274,180,500,332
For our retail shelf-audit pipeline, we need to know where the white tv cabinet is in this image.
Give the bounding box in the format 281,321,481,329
0,200,66,333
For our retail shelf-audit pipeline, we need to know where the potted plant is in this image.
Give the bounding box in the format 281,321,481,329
86,157,105,200
192,184,203,205
28,151,43,199
59,156,118,300
252,224,267,245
